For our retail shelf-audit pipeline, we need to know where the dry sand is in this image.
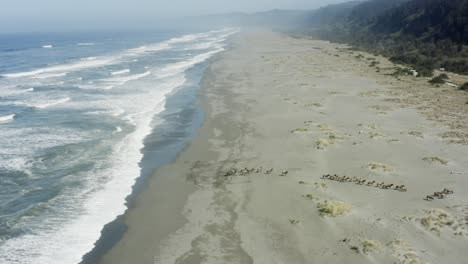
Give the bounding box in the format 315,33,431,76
97,30,468,264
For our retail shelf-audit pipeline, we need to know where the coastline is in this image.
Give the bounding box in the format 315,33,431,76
95,30,468,264
80,56,213,263
88,47,233,264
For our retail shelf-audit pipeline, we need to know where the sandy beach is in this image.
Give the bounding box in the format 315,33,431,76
95,30,468,264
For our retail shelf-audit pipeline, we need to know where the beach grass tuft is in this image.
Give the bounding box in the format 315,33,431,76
460,82,468,91
291,128,309,133
420,209,455,234
422,157,448,165
362,240,382,253
367,162,394,172
315,138,331,150
317,200,351,217
429,74,449,84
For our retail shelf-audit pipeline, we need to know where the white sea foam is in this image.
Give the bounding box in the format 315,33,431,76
0,127,87,175
111,69,130,75
0,157,31,175
0,86,34,96
77,43,98,46
126,29,229,55
100,71,151,90
42,45,53,48
0,114,15,123
110,108,126,117
0,28,237,264
156,48,225,79
0,74,187,264
2,28,238,79
179,29,237,52
79,71,151,90
2,58,116,78
106,71,150,83
33,72,68,79
128,42,172,55
183,34,229,51
28,97,71,109
167,32,211,44
184,41,224,51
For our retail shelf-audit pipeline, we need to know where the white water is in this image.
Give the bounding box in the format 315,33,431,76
100,71,151,90
0,114,15,123
2,28,238,80
111,69,130,75
28,97,71,109
0,28,238,264
33,72,69,79
2,57,117,78
77,43,99,46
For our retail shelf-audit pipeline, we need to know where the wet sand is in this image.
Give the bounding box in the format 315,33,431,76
96,30,468,264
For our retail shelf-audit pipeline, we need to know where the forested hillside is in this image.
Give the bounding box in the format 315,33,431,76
371,0,468,44
305,0,468,76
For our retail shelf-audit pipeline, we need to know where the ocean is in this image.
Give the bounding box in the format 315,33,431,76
0,28,237,264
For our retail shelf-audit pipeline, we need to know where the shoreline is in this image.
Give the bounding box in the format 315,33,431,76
80,57,214,264
90,51,229,264
95,30,468,264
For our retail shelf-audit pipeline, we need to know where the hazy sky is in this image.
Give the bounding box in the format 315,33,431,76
0,0,347,32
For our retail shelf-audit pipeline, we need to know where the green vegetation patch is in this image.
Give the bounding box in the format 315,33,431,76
390,67,413,77
460,83,468,91
429,74,449,84
317,200,351,217
291,128,309,133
